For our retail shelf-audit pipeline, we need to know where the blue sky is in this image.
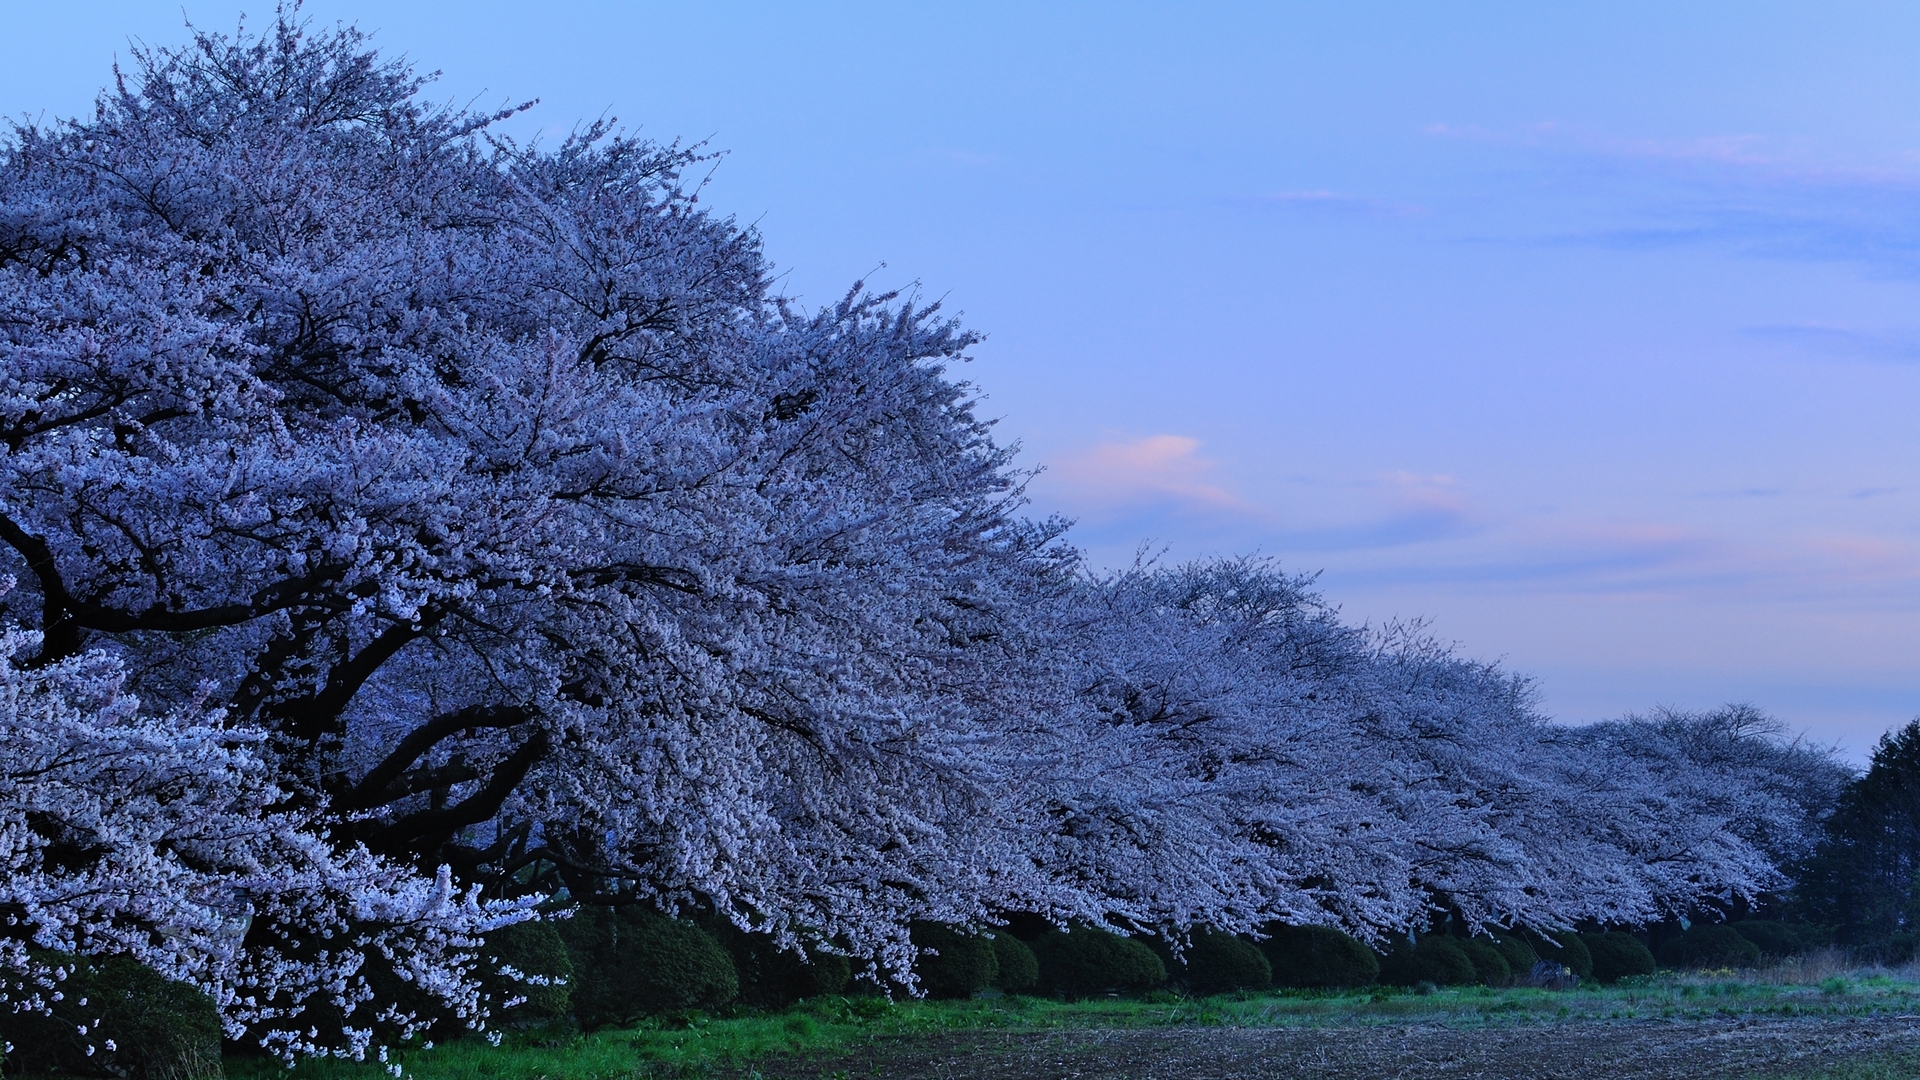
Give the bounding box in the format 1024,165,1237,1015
7,2,1920,757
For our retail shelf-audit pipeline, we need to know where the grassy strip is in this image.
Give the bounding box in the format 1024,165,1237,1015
224,972,1920,1080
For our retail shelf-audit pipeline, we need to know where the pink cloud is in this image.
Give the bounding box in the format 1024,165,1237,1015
1046,434,1249,513
1382,471,1472,517
1808,534,1920,582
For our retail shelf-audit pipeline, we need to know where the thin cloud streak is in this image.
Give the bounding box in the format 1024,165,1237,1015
1303,518,1920,610
1424,120,1920,277
1743,324,1920,363
1236,190,1429,217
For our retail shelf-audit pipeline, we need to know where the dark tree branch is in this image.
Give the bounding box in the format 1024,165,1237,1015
567,562,702,594
0,511,83,663
340,704,534,811
0,510,345,664
76,570,343,633
366,729,550,856
283,613,438,749
363,761,486,808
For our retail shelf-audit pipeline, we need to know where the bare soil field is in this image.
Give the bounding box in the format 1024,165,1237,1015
755,1015,1920,1080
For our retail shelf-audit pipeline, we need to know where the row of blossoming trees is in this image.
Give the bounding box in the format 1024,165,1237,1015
0,15,1846,1061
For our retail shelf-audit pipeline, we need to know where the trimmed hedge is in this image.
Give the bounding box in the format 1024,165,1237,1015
1260,925,1379,989
1492,934,1539,977
1731,921,1826,958
1523,929,1593,980
989,932,1039,993
1378,936,1476,987
1583,932,1656,983
562,906,738,1028
0,954,222,1080
1457,937,1511,986
1032,927,1166,999
1174,928,1272,996
1658,924,1760,970
911,923,999,999
482,918,574,1023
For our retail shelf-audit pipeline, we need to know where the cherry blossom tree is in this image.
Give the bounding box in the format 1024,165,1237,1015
0,619,517,1062
1040,559,1846,941
0,9,1090,1034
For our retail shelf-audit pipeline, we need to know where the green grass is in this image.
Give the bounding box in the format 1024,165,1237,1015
222,973,1920,1080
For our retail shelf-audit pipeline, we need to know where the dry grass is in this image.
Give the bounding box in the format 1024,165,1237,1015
1675,948,1895,987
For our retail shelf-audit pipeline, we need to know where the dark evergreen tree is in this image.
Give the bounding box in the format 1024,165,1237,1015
1794,720,1920,944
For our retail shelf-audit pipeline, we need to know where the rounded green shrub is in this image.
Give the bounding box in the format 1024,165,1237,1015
1378,936,1476,987
0,954,222,1080
1173,928,1272,996
1032,926,1167,999
988,932,1039,993
1523,929,1593,980
1492,934,1539,977
1456,937,1511,986
701,918,850,1008
1731,921,1825,958
1658,924,1760,970
561,906,738,1028
1583,932,1656,983
749,945,851,1006
1260,925,1379,988
911,922,999,999
482,918,574,1023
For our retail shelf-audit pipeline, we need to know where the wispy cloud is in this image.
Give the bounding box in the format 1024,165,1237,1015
1424,121,1907,180
1265,472,1475,551
1050,446,1920,614
1742,324,1920,363
1045,434,1249,514
1425,120,1920,277
1235,190,1428,217
1323,518,1714,592
1326,511,1920,611
1041,444,1484,554
1563,208,1920,276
